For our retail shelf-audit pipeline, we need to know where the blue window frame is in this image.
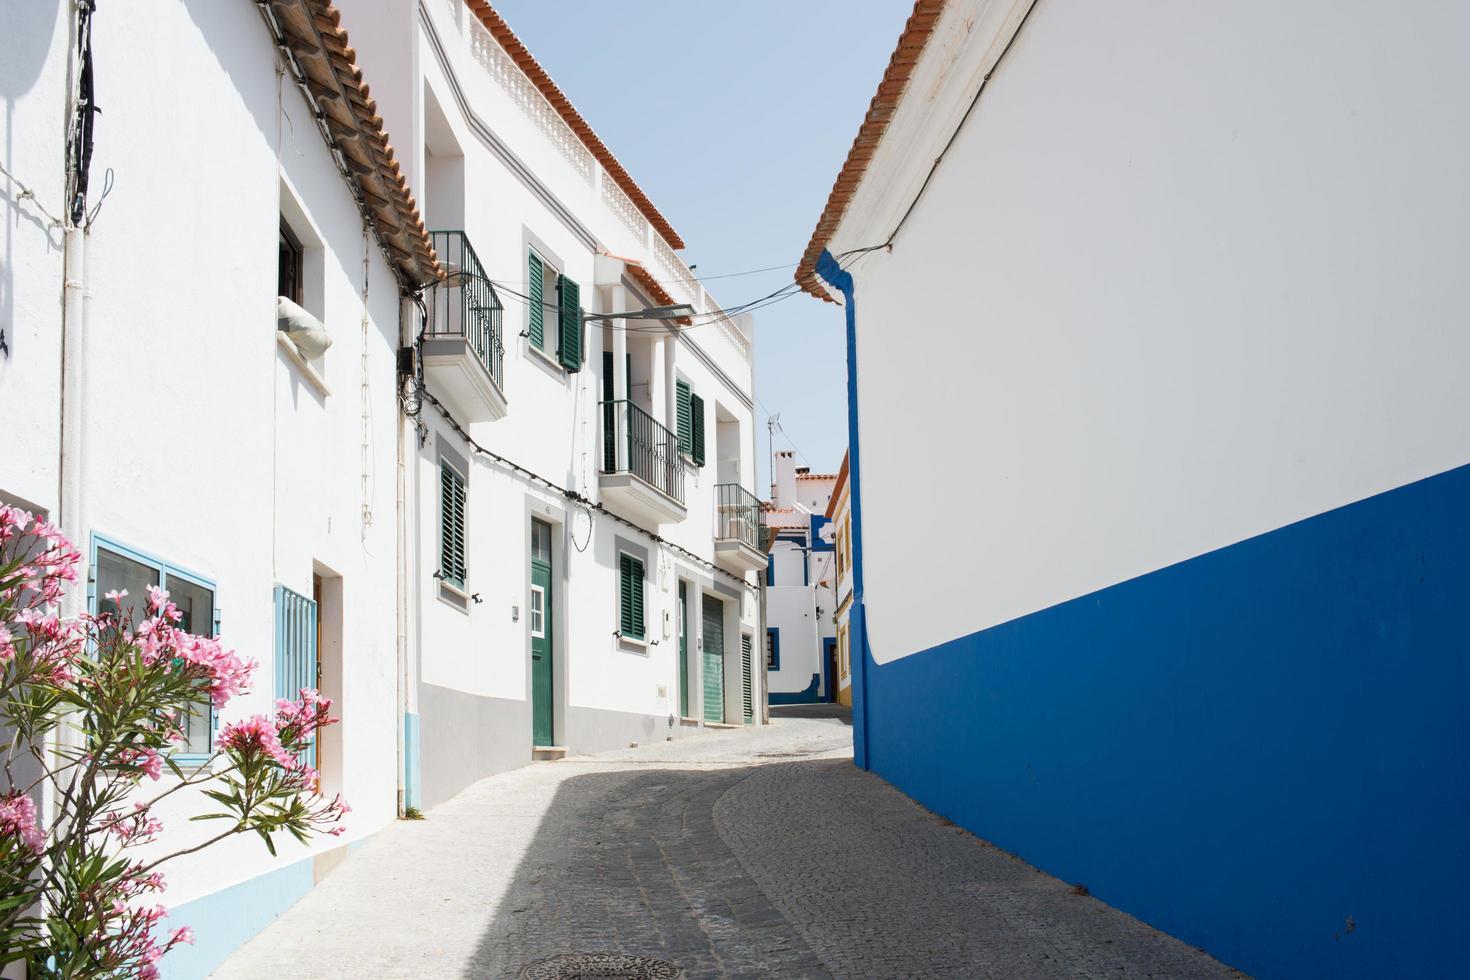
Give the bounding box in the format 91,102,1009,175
766,554,775,587
766,627,781,671
90,534,219,764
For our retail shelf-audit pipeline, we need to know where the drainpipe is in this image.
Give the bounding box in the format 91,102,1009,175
394,295,415,815
814,250,868,769
59,226,86,612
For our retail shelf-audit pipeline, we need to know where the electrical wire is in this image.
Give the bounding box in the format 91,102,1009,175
416,386,754,592
482,243,882,336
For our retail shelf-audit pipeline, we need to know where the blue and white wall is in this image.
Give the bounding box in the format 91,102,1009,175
819,1,1470,976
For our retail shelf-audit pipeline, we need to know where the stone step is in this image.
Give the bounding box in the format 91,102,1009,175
532,745,568,761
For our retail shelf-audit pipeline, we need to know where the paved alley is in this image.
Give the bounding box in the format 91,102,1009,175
213,709,1237,979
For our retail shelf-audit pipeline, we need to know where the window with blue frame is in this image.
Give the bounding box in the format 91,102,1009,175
92,537,218,759
274,584,319,769
766,627,780,671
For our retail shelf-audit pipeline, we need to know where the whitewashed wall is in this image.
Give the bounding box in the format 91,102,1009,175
826,0,1470,665
2,0,408,916
338,0,763,797
0,1,70,515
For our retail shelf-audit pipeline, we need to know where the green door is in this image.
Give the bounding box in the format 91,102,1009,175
678,582,690,718
741,633,754,724
531,520,553,747
702,594,725,724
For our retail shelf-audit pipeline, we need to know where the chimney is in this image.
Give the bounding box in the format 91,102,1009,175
773,451,797,506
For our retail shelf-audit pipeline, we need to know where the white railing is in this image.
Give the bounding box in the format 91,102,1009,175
468,18,594,185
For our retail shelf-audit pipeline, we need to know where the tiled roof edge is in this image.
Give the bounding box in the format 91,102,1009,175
795,0,947,303
269,0,443,288
465,1,687,250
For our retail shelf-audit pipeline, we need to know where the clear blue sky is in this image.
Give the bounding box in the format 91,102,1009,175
494,0,913,492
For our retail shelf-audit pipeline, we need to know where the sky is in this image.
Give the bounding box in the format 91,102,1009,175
494,0,914,493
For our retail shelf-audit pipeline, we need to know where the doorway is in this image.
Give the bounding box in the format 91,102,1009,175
314,570,344,798
822,636,838,704
678,582,690,717
701,594,725,724
530,519,554,747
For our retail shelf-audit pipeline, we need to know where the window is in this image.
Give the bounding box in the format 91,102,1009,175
279,219,303,303
618,552,645,640
94,540,216,758
529,584,546,637
674,380,706,466
439,460,467,589
765,627,780,670
528,249,583,372
274,584,318,770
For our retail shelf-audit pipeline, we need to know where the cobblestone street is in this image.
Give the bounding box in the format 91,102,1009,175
214,708,1236,978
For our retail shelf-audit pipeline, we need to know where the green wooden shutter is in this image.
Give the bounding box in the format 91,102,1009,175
527,252,544,349
619,553,644,639
602,351,616,471
557,277,582,371
439,463,467,588
675,380,692,455
690,393,705,467
741,634,754,724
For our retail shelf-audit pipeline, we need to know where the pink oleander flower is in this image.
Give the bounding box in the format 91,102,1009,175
219,714,295,769
116,746,164,781
171,925,194,946
104,588,128,603
0,792,45,854
100,805,164,845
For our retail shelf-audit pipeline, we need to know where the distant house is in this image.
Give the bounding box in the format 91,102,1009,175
825,453,852,707
763,452,839,704
797,0,1470,977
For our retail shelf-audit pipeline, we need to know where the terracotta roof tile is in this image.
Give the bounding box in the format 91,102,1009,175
824,452,850,519
795,0,947,302
465,1,686,250
266,0,443,287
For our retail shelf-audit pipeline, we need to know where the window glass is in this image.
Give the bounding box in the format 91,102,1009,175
531,519,552,563
167,576,216,756
279,220,303,303
97,547,160,629
530,585,545,637
95,546,214,757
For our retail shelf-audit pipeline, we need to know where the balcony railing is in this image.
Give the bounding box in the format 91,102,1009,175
714,483,761,551
601,400,684,505
426,230,504,391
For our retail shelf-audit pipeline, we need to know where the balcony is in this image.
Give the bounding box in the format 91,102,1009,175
599,400,686,526
713,483,768,574
421,230,507,422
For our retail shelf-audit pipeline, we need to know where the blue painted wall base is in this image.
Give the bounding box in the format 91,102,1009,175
861,461,1470,978
160,856,314,978
769,673,821,705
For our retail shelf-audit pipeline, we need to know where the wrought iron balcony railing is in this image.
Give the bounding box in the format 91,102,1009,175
714,483,761,551
601,400,685,505
425,230,504,392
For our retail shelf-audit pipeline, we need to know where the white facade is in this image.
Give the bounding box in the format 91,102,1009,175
801,1,1470,975
764,451,839,702
3,1,439,974
6,1,764,971
814,0,1470,666
335,0,766,807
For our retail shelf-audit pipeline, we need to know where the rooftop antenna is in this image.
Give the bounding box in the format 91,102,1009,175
767,413,780,502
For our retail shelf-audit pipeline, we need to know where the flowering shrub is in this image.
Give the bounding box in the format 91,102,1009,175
0,506,348,976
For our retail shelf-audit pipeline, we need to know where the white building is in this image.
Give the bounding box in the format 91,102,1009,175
333,0,767,808
3,0,765,973
798,1,1470,977
825,453,852,707
3,1,438,974
763,451,839,704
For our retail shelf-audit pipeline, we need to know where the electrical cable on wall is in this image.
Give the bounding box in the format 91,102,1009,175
416,385,752,593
